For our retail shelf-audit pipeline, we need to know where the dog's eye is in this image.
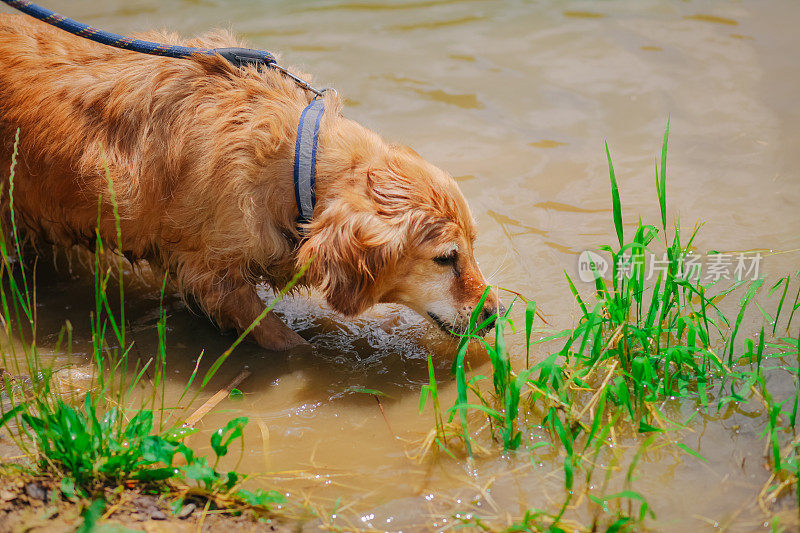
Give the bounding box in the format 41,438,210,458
433,251,458,266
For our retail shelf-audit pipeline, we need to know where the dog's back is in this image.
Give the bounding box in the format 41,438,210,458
0,13,304,276
0,13,187,247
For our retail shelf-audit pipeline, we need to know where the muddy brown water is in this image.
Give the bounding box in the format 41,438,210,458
1,0,799,531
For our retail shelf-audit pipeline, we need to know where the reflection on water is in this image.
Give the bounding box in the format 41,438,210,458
2,0,800,530
684,13,739,26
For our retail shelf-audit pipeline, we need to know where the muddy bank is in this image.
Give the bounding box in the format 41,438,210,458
0,473,300,533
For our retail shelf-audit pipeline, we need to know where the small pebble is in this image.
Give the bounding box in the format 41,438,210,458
25,482,46,501
177,503,197,519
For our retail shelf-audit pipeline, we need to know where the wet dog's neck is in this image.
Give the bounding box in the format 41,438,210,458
306,115,388,217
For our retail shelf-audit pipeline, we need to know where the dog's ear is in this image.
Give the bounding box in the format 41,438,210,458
364,160,421,218
297,197,402,316
364,162,447,247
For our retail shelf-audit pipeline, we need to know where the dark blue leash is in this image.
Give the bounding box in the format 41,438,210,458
3,0,327,230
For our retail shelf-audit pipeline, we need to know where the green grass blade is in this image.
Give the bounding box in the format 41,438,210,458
676,442,708,463
201,261,310,389
605,141,623,249
659,117,670,233
564,271,589,318
727,278,764,365
525,300,536,368
770,275,790,335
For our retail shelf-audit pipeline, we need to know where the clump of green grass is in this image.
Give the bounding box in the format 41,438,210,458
419,121,800,531
2,394,284,510
755,298,800,515
551,120,741,425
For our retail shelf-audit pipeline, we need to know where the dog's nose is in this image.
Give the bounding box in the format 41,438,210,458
477,302,506,330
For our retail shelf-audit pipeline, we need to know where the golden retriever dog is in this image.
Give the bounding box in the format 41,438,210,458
0,13,501,350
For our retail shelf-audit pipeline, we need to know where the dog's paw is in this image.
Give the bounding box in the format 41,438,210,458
251,322,310,351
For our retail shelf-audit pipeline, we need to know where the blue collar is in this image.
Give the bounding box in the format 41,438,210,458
293,98,325,231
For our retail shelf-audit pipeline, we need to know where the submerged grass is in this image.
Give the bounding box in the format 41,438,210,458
418,121,800,531
0,131,303,526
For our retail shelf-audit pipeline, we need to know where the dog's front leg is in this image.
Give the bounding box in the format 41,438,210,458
207,283,308,351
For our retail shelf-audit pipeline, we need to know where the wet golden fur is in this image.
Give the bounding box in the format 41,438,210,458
0,14,499,350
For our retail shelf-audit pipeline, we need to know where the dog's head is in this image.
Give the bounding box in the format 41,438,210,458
298,142,502,336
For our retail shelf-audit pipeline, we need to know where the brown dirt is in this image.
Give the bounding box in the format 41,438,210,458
0,475,302,533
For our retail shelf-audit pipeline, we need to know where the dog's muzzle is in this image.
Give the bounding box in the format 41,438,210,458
428,303,506,337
